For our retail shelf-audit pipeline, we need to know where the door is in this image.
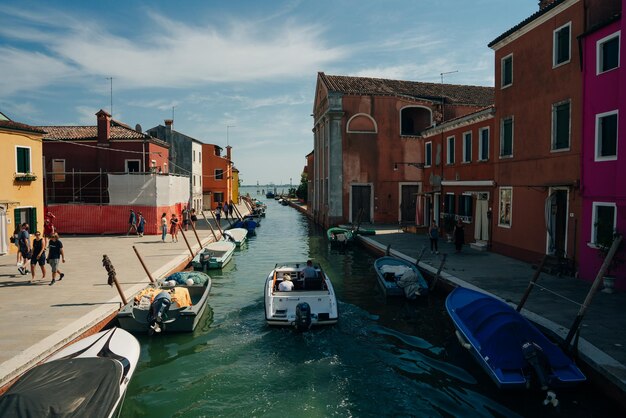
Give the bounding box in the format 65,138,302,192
0,207,7,255
14,207,37,236
351,185,371,223
400,185,419,224
546,190,568,257
424,196,432,227
474,193,489,241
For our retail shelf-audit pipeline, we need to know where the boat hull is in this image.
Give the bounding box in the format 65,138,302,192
374,256,429,298
192,241,236,270
446,286,585,389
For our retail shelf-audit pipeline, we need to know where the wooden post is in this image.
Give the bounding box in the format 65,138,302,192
233,203,245,220
415,246,426,265
385,244,391,256
201,211,219,241
516,254,548,312
209,209,224,238
132,246,155,283
429,254,447,291
102,255,128,305
565,235,623,348
179,228,195,258
189,220,203,249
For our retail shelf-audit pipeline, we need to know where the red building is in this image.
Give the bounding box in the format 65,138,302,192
202,143,233,209
421,106,495,248
310,72,493,228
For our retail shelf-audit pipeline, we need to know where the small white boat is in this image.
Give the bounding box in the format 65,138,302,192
264,262,338,331
0,327,140,418
224,227,248,247
192,240,236,269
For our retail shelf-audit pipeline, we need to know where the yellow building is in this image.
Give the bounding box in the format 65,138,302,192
0,112,45,255
231,167,240,203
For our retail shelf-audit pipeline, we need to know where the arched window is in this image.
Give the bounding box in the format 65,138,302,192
346,113,378,134
400,106,433,136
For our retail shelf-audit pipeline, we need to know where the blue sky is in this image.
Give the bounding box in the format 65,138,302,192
0,0,538,185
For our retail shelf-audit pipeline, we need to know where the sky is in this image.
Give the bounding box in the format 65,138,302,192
0,0,538,186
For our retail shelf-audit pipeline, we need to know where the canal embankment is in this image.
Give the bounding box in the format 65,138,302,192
0,204,250,393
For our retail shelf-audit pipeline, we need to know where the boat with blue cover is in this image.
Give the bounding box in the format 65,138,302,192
374,256,429,299
445,286,585,391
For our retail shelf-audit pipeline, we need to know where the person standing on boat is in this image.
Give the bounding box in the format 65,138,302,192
137,212,145,237
454,219,465,253
302,260,317,279
48,233,65,286
428,221,439,255
160,213,168,242
170,214,179,243
30,231,47,283
279,274,294,291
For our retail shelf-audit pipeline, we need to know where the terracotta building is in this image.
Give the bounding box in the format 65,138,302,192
202,144,233,210
310,72,493,228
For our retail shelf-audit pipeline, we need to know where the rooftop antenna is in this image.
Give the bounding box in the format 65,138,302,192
106,77,113,117
227,125,236,147
439,70,458,122
172,106,176,123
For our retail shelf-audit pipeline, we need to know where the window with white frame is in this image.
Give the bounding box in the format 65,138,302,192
447,136,455,165
479,127,489,161
125,159,140,172
16,146,31,173
553,22,571,67
595,110,618,160
444,193,456,215
52,159,65,182
552,100,570,150
597,31,620,74
501,54,513,88
592,202,616,247
425,142,432,167
500,117,513,157
498,187,512,227
215,169,224,180
463,132,472,163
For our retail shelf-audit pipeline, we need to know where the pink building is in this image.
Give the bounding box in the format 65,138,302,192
579,5,624,289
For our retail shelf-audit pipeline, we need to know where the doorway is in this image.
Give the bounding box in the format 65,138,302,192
351,185,371,223
0,207,7,255
400,185,419,224
546,189,568,257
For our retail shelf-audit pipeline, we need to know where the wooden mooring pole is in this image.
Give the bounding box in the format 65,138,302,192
132,246,155,283
179,228,195,258
429,254,447,292
189,220,203,249
209,210,224,238
201,211,219,241
102,254,128,305
516,254,548,312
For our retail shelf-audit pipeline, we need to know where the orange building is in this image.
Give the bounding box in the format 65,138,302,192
202,144,233,209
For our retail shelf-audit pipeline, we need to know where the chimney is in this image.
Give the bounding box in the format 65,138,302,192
226,145,232,162
164,119,173,129
96,109,111,144
539,0,556,9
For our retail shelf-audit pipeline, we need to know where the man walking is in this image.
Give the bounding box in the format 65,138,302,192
18,223,31,275
127,209,138,235
48,233,65,286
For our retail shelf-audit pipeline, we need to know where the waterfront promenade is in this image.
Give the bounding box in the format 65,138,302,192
0,208,248,391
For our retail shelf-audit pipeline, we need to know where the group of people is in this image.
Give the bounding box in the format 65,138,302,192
278,260,317,292
13,212,65,285
127,210,146,237
428,219,466,254
214,201,235,222
159,206,198,243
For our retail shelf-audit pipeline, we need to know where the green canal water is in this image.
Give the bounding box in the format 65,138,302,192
121,191,621,418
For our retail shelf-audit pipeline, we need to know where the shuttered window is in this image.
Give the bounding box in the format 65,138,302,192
16,147,31,173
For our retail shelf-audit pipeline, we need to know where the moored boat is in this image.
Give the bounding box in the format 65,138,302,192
224,227,248,247
264,262,338,331
374,256,429,299
327,227,354,245
232,218,258,234
117,271,211,334
339,224,376,235
0,327,140,418
192,240,236,270
446,286,585,392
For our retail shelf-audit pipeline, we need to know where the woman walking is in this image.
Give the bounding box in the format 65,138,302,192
170,214,179,242
30,231,47,283
428,221,439,255
137,212,145,237
161,213,168,242
453,219,465,253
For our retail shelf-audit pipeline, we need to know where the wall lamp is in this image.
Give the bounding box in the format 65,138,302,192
393,162,425,171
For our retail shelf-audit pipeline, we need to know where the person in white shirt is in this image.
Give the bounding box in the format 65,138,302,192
278,274,294,291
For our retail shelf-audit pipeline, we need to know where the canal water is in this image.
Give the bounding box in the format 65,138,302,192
121,190,621,418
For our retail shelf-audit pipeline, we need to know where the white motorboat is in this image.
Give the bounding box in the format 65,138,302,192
264,262,338,331
0,327,140,418
224,227,248,247
192,240,236,269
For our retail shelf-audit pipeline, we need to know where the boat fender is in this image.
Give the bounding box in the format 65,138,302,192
454,330,472,350
522,341,550,391
295,302,312,332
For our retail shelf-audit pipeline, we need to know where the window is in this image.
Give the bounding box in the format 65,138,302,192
501,54,513,88
52,159,65,182
592,202,616,247
215,169,224,180
447,136,455,165
125,160,140,172
458,195,473,220
16,146,31,173
193,150,196,162
595,110,618,160
214,192,224,203
500,117,513,157
597,31,620,74
193,175,196,187
479,127,489,161
444,193,456,215
498,187,512,227
553,22,571,67
552,101,570,150
199,152,202,163
463,132,472,163
425,142,432,167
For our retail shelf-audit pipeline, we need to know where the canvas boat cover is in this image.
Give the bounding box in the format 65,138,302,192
0,357,122,417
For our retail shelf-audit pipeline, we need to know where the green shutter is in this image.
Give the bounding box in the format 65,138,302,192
14,209,21,228
30,207,37,235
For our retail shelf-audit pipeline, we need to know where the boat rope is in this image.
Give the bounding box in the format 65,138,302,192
529,282,583,307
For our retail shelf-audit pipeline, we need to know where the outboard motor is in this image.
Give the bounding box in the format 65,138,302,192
147,291,172,335
522,341,550,390
295,302,312,331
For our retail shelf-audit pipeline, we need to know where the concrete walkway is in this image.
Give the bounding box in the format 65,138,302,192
0,206,249,389
357,225,626,400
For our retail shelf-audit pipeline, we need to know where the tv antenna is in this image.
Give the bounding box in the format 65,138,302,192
106,77,113,117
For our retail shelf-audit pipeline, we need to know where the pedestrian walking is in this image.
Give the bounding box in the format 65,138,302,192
182,205,190,231
18,223,31,275
454,219,465,253
30,231,47,283
228,201,234,218
161,212,168,242
170,214,179,242
43,212,56,239
127,209,138,235
12,225,22,268
48,233,65,285
137,212,145,237
428,221,439,254
190,209,198,230
215,203,222,224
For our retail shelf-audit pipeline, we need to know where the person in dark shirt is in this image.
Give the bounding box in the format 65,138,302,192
18,223,31,275
30,231,47,283
127,209,138,235
48,233,65,286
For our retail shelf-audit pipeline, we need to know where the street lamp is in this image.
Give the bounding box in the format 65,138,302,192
393,162,425,171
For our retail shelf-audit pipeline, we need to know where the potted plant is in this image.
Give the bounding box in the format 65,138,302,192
14,172,37,182
595,227,623,293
